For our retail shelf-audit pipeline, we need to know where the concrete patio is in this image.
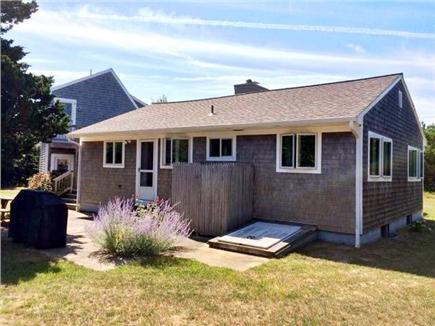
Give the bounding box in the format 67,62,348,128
40,210,268,272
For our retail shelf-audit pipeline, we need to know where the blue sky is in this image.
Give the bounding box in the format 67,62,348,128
8,0,435,122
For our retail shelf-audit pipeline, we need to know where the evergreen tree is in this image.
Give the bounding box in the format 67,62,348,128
423,123,435,190
1,1,69,187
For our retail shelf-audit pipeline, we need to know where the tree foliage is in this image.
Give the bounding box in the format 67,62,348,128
153,95,168,103
423,123,435,191
1,1,70,187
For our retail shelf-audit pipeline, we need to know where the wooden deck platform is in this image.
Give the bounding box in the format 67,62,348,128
208,221,317,258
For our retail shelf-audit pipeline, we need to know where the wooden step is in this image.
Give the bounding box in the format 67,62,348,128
62,196,77,204
62,193,77,200
208,225,317,258
65,202,78,210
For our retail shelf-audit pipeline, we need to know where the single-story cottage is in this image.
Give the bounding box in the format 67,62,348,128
69,73,425,247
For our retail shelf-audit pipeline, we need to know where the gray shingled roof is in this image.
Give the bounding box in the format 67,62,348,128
69,74,401,138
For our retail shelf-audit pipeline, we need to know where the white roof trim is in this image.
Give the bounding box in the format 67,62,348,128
400,77,427,146
51,68,113,91
110,70,140,109
356,75,426,144
356,75,402,122
69,117,354,139
130,94,147,107
51,68,139,109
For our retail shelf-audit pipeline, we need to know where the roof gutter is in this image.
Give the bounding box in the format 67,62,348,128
68,116,356,140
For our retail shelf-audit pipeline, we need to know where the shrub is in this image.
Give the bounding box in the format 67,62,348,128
87,197,191,257
409,220,432,233
27,172,53,191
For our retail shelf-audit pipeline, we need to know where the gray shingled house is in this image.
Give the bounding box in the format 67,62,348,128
39,69,145,199
69,74,425,249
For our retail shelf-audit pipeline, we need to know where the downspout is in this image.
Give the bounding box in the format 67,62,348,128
76,139,83,211
349,120,363,248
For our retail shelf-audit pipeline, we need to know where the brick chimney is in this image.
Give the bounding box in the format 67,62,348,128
234,79,268,94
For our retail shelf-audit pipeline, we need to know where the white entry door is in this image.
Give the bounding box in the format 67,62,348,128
51,154,74,173
136,140,157,201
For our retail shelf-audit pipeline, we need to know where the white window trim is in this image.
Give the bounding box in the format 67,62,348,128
103,141,125,168
50,153,75,172
160,137,193,169
206,136,237,161
368,131,393,182
398,90,403,109
276,132,322,174
407,145,423,182
54,97,77,127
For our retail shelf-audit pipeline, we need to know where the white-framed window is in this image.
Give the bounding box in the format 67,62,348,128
206,136,236,161
54,97,77,128
160,137,192,168
408,145,423,182
103,141,125,168
276,132,321,173
398,90,403,109
368,131,392,182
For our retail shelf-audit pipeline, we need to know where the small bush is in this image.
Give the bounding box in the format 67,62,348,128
409,220,432,233
27,172,53,191
87,197,191,257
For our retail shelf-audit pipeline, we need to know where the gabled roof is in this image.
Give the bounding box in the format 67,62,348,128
70,73,405,138
52,68,142,109
130,94,147,107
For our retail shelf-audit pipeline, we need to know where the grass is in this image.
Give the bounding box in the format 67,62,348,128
1,196,435,325
424,191,435,219
0,187,25,198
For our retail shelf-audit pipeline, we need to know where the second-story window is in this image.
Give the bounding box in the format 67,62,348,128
54,98,77,130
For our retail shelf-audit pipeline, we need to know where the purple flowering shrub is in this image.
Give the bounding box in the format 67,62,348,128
87,197,191,257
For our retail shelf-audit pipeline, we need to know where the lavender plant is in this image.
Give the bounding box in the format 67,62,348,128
87,197,191,257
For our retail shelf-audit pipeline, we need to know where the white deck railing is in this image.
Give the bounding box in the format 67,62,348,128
53,170,74,196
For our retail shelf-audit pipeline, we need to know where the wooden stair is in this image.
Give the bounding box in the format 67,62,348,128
208,225,317,258
61,190,78,210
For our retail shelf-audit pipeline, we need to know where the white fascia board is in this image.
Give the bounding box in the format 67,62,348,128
51,69,114,91
399,77,427,146
130,94,147,107
68,117,355,140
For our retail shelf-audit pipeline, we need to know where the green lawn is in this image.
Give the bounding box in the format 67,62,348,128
1,195,435,325
0,187,25,198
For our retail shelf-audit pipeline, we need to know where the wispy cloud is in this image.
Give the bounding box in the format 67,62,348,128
10,5,435,122
78,6,435,40
28,68,87,84
14,8,435,70
346,43,365,54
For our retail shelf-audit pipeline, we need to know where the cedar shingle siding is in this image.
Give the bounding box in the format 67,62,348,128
80,141,136,207
236,133,355,233
362,81,423,231
154,133,356,233
79,133,356,233
53,72,136,129
80,140,174,206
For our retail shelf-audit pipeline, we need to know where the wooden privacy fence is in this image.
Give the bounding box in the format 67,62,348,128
171,162,254,236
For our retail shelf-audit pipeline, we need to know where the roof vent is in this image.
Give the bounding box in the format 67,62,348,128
209,105,215,116
234,79,268,94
